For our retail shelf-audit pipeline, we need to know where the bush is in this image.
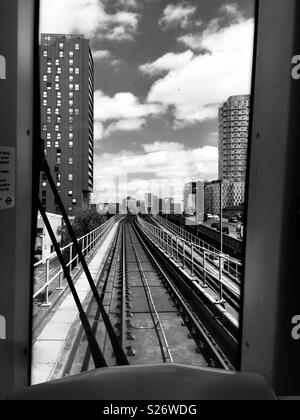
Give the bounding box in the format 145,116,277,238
62,209,107,246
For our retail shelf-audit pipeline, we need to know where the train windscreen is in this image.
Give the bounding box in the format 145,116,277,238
31,0,256,385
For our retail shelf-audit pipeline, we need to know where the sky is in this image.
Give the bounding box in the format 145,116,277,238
40,0,255,204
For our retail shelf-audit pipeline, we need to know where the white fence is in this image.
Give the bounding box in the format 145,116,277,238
33,215,121,306
138,217,241,304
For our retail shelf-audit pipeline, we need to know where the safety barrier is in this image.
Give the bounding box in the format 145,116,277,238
33,215,122,307
137,217,241,304
152,215,242,281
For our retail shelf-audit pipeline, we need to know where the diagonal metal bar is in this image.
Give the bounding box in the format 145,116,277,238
38,200,107,369
41,157,129,366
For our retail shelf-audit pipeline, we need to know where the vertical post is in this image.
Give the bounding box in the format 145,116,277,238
218,255,224,303
42,259,51,308
57,239,63,291
57,263,63,291
191,244,194,276
176,237,179,262
183,243,186,269
203,250,207,287
70,243,73,273
220,179,223,255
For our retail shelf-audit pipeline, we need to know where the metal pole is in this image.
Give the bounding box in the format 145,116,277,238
70,243,73,273
220,179,223,255
191,245,194,276
203,250,207,287
219,255,224,302
42,258,51,307
57,264,63,291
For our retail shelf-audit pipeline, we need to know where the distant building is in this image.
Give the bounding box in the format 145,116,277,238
35,212,63,261
145,193,153,214
184,181,205,223
122,197,140,215
204,180,245,215
40,34,94,216
160,197,175,215
139,201,146,214
145,193,159,214
218,95,250,182
173,203,182,215
215,94,250,213
98,203,109,215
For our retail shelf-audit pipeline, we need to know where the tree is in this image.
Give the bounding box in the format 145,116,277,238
61,208,107,246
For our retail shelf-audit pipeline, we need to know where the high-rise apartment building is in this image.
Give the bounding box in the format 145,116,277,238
204,180,245,215
40,34,94,215
218,95,250,182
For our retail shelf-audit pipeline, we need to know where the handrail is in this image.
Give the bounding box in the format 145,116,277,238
33,215,122,303
152,215,241,265
137,217,241,306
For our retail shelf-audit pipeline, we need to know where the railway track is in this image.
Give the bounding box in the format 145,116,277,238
63,216,235,377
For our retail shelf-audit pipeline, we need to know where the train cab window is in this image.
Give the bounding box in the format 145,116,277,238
30,0,257,387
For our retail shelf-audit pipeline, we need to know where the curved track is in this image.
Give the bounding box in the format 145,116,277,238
63,217,237,377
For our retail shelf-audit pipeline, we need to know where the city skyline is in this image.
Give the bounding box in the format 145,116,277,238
40,0,255,206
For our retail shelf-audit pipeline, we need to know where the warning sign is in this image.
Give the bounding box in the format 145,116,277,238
0,147,15,210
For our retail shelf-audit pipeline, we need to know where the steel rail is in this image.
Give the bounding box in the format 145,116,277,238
133,219,235,370
41,157,129,367
126,222,174,364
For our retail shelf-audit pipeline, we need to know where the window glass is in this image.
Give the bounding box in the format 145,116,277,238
34,0,256,385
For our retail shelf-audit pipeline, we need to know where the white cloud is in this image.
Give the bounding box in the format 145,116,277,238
104,118,146,137
40,0,139,41
105,11,139,41
94,90,161,138
140,50,194,76
93,50,111,60
94,122,104,141
220,3,243,20
92,142,218,203
145,17,254,126
94,91,160,122
159,3,197,30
